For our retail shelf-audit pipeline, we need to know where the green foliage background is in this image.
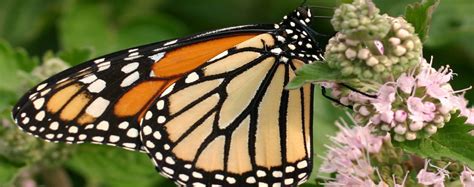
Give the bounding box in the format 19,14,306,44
0,0,472,186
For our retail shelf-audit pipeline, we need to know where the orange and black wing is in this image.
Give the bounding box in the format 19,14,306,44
12,25,270,151
140,33,315,186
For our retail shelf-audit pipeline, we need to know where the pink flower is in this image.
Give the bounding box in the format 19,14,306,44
372,84,396,116
417,160,449,187
450,95,474,125
461,166,474,187
407,96,436,122
397,73,416,94
320,122,386,186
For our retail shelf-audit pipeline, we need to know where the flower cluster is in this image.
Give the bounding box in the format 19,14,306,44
326,0,422,82
0,57,73,166
319,119,474,186
316,0,474,186
326,59,473,141
331,0,390,40
319,121,387,186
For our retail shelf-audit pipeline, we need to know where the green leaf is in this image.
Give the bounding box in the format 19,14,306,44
58,48,92,66
66,144,170,187
394,112,474,168
0,156,25,185
0,0,61,46
59,1,187,58
404,0,440,42
286,63,341,89
0,40,38,93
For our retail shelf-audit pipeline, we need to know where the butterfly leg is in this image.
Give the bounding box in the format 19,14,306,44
321,86,353,110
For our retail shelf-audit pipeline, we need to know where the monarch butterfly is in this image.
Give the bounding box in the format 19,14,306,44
12,6,328,186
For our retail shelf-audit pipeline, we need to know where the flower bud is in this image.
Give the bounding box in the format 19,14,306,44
394,124,407,135
345,48,357,60
380,111,394,124
371,115,382,125
359,106,371,116
395,110,408,122
357,48,371,60
394,134,405,142
394,46,407,56
366,57,379,66
409,121,424,131
405,131,417,140
381,124,391,131
389,37,401,46
433,115,444,124
396,29,411,39
424,124,438,135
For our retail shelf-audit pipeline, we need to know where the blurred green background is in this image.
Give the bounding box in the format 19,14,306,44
0,0,472,186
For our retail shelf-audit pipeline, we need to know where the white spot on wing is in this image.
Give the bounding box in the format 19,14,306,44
143,125,152,135
33,98,45,109
97,61,111,71
87,79,106,93
37,83,48,91
193,172,203,178
164,39,178,46
284,178,294,185
22,117,30,124
297,160,308,168
149,52,165,61
246,177,256,184
157,116,166,124
156,100,165,110
118,122,129,129
79,75,98,84
155,152,163,160
127,128,139,138
185,72,199,83
209,50,228,62
153,131,161,140
128,52,139,57
68,126,78,133
109,135,120,142
145,111,153,120
92,136,104,142
121,62,139,73
86,97,110,117
120,71,140,87
160,84,174,97
179,174,189,181
94,58,105,64
96,121,109,131
35,111,45,121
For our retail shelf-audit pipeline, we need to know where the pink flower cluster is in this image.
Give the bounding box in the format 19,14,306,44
416,160,450,187
319,121,387,186
326,59,474,141
319,120,474,186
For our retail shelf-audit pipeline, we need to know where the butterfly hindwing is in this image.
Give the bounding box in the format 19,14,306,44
12,26,270,151
140,33,314,186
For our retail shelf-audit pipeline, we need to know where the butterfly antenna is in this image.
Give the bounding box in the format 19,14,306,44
312,15,332,19
307,5,336,10
321,86,354,110
340,83,377,98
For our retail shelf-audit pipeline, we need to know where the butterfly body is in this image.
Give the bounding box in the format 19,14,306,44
13,7,325,186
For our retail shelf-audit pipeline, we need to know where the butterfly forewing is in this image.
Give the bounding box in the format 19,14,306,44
12,28,267,151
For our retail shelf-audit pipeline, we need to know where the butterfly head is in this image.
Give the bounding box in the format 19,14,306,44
273,7,324,62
